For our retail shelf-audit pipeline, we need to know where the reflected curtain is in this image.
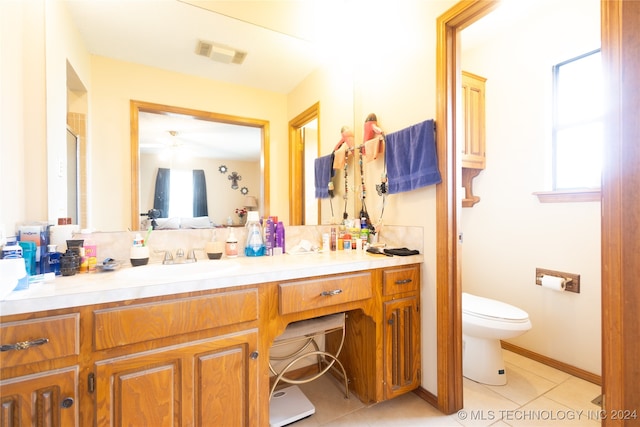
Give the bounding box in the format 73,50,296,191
193,169,208,217
153,168,170,217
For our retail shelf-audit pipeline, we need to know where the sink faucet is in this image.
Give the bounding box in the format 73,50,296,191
175,248,185,263
155,249,174,265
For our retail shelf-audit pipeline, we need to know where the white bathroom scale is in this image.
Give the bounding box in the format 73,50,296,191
269,385,315,427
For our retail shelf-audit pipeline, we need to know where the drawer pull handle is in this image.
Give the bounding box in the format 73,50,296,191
250,351,259,360
395,278,412,285
321,289,343,297
61,397,74,409
0,337,49,352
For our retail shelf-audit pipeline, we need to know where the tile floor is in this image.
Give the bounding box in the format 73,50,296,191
282,350,602,426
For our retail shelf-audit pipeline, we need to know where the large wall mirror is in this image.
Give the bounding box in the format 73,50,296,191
130,100,270,231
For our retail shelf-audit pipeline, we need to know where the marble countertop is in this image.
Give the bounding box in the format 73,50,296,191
1,251,423,316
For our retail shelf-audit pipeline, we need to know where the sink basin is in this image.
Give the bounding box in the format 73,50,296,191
116,260,241,282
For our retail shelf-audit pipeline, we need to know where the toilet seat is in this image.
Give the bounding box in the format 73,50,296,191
462,293,529,323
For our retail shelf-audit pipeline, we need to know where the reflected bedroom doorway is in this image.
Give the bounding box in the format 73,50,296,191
289,102,320,225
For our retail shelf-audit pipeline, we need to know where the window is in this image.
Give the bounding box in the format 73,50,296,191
552,49,603,190
168,169,193,217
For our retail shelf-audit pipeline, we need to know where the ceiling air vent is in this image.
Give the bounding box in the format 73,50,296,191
231,50,247,65
195,40,213,58
195,40,246,65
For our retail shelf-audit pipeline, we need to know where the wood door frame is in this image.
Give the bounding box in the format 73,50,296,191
435,0,500,414
288,102,320,225
436,0,638,420
600,1,640,424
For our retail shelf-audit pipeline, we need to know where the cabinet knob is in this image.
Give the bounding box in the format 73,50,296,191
61,397,74,408
250,351,259,360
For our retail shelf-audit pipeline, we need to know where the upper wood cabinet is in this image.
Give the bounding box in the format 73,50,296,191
461,71,487,207
461,71,487,169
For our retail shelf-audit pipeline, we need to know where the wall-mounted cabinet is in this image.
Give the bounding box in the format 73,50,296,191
461,71,487,207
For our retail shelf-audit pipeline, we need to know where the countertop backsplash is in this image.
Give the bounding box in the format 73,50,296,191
76,225,424,265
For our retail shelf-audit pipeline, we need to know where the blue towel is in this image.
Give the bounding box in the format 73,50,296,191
385,119,441,194
314,153,335,199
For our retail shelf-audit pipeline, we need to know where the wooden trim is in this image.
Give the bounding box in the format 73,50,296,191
533,189,601,203
435,0,500,415
601,1,640,424
500,341,601,386
288,102,320,225
413,386,439,409
129,100,270,230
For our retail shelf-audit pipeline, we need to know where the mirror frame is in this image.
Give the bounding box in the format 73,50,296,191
130,100,270,230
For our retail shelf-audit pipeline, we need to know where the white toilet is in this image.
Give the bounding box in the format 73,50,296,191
462,292,532,385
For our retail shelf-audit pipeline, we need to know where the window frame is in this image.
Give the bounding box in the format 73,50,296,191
536,48,602,203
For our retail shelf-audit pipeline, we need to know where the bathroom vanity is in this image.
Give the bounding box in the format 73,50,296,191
0,251,422,426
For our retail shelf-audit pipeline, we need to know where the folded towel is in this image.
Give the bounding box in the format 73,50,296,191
333,146,346,169
384,247,420,256
385,119,441,194
315,153,335,199
364,136,384,163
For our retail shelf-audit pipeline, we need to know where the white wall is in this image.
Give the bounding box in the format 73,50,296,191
460,0,601,374
288,0,459,395
0,0,46,237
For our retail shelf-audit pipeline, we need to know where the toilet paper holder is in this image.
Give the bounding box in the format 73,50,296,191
535,268,580,293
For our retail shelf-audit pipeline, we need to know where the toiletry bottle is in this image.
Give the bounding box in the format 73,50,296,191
264,217,274,256
43,244,61,276
2,237,22,259
18,241,36,276
322,233,330,252
226,230,238,258
245,211,265,257
79,247,88,273
330,228,337,251
82,231,98,273
274,221,285,255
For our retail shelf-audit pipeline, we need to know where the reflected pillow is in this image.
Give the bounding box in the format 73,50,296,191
155,217,180,230
180,217,212,229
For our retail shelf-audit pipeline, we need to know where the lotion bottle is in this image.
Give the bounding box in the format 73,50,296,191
226,230,238,258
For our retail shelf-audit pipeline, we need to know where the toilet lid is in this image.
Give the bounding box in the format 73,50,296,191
462,293,529,322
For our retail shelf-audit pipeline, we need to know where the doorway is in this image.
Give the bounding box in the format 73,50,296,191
289,103,320,225
66,128,79,225
436,0,638,418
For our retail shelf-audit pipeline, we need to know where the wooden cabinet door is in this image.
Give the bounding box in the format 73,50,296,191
461,71,487,169
0,367,78,427
383,296,420,400
94,330,259,427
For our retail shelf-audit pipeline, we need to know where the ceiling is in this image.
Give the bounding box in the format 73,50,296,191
64,0,325,94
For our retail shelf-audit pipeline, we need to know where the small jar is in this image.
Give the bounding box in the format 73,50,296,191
60,250,79,276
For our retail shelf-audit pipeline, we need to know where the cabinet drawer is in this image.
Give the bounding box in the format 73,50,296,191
0,313,79,369
94,289,258,350
279,272,372,315
383,265,420,296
